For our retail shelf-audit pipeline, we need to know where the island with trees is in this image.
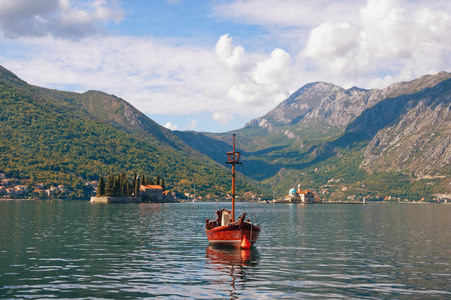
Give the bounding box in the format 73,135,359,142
91,172,175,203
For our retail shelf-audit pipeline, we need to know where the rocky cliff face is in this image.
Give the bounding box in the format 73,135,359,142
246,72,451,142
359,78,451,175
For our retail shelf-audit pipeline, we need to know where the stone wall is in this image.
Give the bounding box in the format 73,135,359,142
90,196,143,203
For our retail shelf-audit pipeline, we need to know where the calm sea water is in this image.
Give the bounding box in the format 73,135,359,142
0,201,450,299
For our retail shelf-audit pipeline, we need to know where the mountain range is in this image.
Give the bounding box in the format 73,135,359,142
176,71,451,199
1,65,450,200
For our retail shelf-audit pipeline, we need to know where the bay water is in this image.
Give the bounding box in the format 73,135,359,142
0,201,450,299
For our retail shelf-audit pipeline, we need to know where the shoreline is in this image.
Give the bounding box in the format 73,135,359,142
0,198,86,201
1,198,449,204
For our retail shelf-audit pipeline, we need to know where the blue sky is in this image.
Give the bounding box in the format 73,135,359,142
0,0,450,132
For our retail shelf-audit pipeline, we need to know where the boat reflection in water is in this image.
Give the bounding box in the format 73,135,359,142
205,245,260,299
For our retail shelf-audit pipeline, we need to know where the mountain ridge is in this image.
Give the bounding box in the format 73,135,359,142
247,71,451,132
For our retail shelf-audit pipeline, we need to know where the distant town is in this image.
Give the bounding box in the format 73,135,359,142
314,178,450,204
0,173,96,199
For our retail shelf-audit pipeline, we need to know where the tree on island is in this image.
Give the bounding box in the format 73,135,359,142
140,175,155,186
97,175,105,196
120,172,127,196
113,175,120,196
100,172,166,198
132,172,137,194
105,175,114,196
134,176,140,197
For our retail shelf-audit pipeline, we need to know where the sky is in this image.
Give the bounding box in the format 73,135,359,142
0,0,450,132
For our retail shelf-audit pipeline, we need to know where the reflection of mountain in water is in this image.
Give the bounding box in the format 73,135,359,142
205,245,260,299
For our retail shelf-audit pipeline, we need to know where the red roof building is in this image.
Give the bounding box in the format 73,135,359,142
139,185,164,202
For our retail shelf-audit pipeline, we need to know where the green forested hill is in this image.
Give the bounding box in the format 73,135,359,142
0,67,257,198
35,88,198,154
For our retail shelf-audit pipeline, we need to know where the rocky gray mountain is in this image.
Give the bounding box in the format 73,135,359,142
357,77,451,175
246,72,451,142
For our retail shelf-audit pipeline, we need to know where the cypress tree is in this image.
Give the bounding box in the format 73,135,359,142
161,179,165,191
132,172,137,194
120,172,127,196
105,175,114,196
127,181,132,197
156,175,160,187
134,177,140,197
142,175,146,186
97,175,105,196
113,175,120,197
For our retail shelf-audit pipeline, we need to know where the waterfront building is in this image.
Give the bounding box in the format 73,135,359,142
285,184,315,203
139,184,164,202
163,190,176,202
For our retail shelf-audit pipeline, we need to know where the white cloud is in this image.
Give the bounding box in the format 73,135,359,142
215,34,248,72
304,22,358,58
164,122,179,130
212,112,234,124
187,119,197,130
360,0,416,59
214,34,293,109
253,48,291,89
4,35,224,114
0,0,124,39
302,0,451,87
212,0,451,90
212,0,361,28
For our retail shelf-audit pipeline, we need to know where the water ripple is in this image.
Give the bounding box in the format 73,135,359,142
0,201,450,299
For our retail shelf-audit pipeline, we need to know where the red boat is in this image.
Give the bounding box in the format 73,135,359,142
205,134,261,248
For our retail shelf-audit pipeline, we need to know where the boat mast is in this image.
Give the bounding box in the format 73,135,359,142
227,133,241,222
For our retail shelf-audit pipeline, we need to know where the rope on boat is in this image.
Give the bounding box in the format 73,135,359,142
236,163,251,221
212,197,219,220
224,146,258,226
250,219,253,241
241,162,258,225
226,159,247,218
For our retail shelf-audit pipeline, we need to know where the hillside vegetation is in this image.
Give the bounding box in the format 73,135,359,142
0,66,259,199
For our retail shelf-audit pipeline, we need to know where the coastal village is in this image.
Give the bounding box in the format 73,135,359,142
0,173,82,199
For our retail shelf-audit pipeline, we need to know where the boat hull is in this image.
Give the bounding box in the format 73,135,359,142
205,222,261,248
